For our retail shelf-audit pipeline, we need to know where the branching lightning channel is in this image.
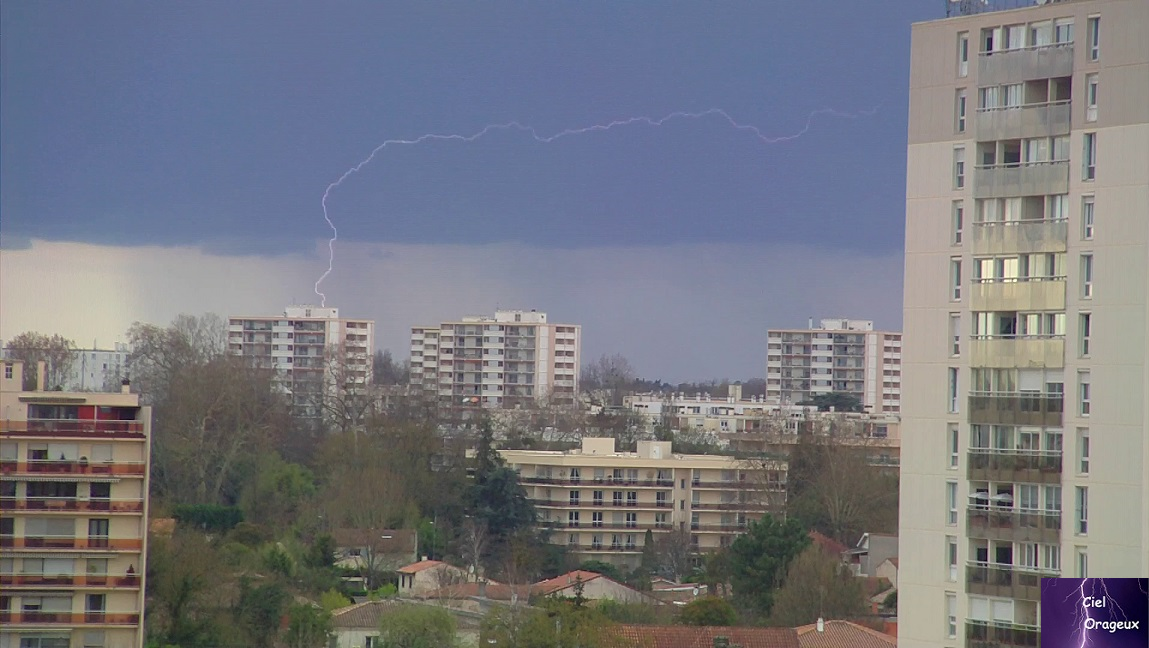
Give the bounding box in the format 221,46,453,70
313,106,880,306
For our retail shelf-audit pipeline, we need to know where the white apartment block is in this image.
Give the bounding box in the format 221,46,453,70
66,344,130,392
410,310,580,409
227,306,374,418
900,2,1149,647
501,438,787,569
766,319,903,414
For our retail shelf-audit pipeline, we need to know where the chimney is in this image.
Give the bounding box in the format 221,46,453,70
817,617,825,633
36,361,47,391
121,378,131,395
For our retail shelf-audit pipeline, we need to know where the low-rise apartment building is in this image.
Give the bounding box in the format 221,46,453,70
1,360,152,648
501,438,786,569
767,319,903,414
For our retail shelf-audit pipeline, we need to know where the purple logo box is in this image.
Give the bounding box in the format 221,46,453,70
1040,578,1148,648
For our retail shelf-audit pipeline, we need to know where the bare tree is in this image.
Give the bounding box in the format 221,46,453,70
652,528,696,582
320,343,377,440
581,353,637,407
126,313,226,404
459,518,488,582
372,349,410,386
768,544,867,627
4,332,77,390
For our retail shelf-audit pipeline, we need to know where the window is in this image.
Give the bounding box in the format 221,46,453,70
1054,18,1074,45
1082,196,1094,240
948,424,959,469
592,511,603,527
1019,542,1038,569
1086,74,1098,122
1075,486,1088,534
1083,133,1097,180
3,363,11,379
1079,313,1091,357
950,313,961,356
946,481,958,525
1077,547,1088,577
83,632,106,648
1087,16,1100,61
952,201,964,245
1030,21,1052,48
1077,428,1090,475
569,491,580,506
1081,254,1093,298
946,593,957,638
956,89,967,133
947,536,958,581
626,512,637,528
567,511,580,527
1043,545,1061,573
593,490,603,506
948,368,960,414
958,32,969,76
954,147,966,189
951,258,962,301
1078,371,1091,416
627,491,637,506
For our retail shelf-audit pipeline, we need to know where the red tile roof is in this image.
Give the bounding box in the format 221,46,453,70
613,625,800,648
534,570,604,595
808,531,848,556
794,620,896,648
398,559,446,574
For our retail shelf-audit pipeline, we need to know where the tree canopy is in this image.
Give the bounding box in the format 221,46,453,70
728,514,811,616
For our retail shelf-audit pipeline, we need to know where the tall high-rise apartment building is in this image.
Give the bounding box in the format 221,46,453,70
228,306,374,418
900,2,1149,647
1,360,152,648
766,319,903,414
410,310,580,408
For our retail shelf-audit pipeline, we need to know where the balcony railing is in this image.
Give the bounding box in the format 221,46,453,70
0,419,145,439
966,506,1061,543
0,460,146,477
965,561,1052,600
0,535,142,551
970,218,1068,255
978,41,1074,86
692,502,770,511
0,572,141,588
967,448,1062,482
0,497,144,513
975,100,1071,140
0,611,141,625
973,161,1069,200
966,619,1041,648
968,391,1063,427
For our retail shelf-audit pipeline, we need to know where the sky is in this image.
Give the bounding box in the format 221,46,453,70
0,1,937,381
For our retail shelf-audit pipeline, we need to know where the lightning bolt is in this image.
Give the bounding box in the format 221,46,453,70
312,105,880,306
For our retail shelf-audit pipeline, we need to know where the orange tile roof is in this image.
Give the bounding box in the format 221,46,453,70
613,625,800,648
794,619,896,648
534,570,604,595
397,559,446,574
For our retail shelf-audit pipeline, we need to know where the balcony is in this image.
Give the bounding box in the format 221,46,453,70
973,161,1069,200
966,562,1052,601
0,535,142,551
978,42,1074,85
0,572,141,588
975,101,1071,141
0,497,145,513
970,219,1068,256
969,278,1066,313
968,392,1063,427
0,611,141,626
966,507,1061,544
0,460,147,477
968,337,1064,370
0,419,145,439
966,620,1041,648
692,502,770,512
968,448,1062,484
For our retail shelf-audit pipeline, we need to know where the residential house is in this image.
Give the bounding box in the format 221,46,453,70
795,618,896,648
875,557,899,590
332,529,417,570
532,570,660,605
843,533,898,577
329,600,482,648
613,625,800,648
397,560,470,597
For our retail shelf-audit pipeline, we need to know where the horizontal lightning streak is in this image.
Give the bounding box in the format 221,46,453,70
314,106,880,306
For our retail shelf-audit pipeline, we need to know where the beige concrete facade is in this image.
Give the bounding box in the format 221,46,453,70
900,1,1149,646
501,438,786,569
410,310,580,409
1,360,152,648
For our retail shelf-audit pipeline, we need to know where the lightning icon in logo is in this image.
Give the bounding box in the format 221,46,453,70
312,106,879,306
